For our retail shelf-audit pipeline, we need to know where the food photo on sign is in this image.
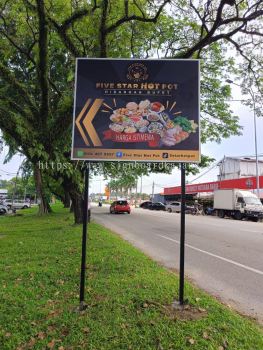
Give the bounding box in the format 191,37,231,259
104,99,198,147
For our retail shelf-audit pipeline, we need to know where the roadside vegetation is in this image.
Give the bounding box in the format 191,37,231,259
0,204,263,350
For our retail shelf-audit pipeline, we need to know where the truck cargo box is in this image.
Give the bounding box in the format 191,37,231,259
214,189,236,210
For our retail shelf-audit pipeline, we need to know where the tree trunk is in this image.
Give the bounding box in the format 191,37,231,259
33,165,52,215
63,190,71,208
70,201,74,213
62,178,83,224
69,190,83,224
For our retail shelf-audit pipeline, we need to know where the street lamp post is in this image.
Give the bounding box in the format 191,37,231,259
226,79,260,197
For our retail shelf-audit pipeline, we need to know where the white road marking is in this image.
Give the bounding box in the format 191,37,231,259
157,234,263,276
240,229,262,233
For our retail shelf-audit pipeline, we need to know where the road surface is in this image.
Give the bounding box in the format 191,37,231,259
92,205,263,323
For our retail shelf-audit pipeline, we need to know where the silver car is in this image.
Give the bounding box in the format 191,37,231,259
165,201,181,213
3,199,31,209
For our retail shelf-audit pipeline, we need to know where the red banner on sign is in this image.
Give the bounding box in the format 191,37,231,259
103,130,160,147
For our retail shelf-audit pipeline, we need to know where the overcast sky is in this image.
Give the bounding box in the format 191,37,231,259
1,86,262,194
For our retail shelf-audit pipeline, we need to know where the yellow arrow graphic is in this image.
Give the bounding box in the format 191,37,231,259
75,99,92,146
82,99,103,147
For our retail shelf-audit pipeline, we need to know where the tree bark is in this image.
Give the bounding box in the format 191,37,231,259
69,190,83,224
33,164,52,215
63,190,71,208
62,178,83,224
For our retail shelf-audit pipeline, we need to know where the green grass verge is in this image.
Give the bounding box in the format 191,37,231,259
0,204,262,350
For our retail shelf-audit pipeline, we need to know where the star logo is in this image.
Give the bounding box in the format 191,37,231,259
127,63,148,82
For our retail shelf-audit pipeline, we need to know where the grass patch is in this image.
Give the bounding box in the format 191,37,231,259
0,204,262,350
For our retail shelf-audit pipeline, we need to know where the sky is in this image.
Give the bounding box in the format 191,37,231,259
1,85,262,194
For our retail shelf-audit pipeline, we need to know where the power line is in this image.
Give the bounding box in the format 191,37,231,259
0,169,17,175
188,161,220,183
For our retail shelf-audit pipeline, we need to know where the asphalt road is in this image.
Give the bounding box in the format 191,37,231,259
91,205,263,323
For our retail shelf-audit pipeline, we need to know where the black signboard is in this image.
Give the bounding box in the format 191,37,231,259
71,58,200,162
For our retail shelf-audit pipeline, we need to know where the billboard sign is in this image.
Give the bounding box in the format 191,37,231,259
71,59,200,162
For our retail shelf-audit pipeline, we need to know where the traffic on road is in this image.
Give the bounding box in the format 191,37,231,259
93,203,263,322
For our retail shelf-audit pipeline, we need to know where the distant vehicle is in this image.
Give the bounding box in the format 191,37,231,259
204,207,214,215
190,202,205,216
214,189,263,222
166,202,196,214
140,201,152,209
149,202,166,211
110,200,131,214
166,201,181,213
0,204,8,215
3,199,31,210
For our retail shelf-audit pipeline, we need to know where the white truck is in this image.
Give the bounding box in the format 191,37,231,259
214,189,263,222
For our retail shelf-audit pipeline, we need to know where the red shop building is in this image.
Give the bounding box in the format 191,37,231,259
164,176,263,202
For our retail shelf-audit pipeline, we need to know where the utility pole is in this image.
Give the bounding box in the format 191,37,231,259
140,176,143,202
135,180,138,207
151,181,155,203
226,79,260,197
12,154,23,207
12,170,19,207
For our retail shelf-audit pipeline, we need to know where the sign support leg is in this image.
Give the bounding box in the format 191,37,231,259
179,162,186,305
79,163,90,310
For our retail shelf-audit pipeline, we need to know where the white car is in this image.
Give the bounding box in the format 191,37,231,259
3,199,31,210
165,201,181,213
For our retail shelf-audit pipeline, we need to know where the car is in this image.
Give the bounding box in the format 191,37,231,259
3,199,31,210
166,201,181,213
140,201,152,209
110,200,131,214
0,204,8,215
149,202,166,211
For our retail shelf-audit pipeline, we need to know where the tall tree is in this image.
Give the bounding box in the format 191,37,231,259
0,0,262,222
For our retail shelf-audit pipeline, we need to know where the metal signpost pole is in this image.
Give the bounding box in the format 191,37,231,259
151,181,155,203
179,162,186,305
79,162,90,310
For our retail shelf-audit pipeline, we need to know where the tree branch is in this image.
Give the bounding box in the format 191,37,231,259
0,107,35,159
105,0,171,34
99,0,108,57
60,2,99,31
23,0,82,57
0,62,38,117
189,0,209,38
36,0,49,121
182,0,233,58
0,9,37,65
